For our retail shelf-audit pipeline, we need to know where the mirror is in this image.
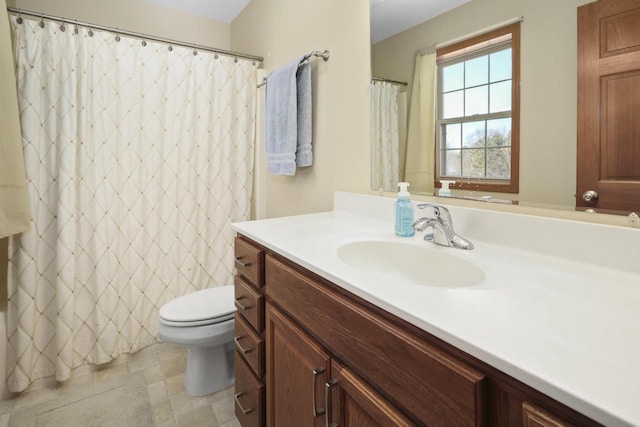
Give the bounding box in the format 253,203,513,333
370,0,595,211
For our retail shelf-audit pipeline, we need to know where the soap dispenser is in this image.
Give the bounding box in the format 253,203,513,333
395,182,415,237
439,180,456,197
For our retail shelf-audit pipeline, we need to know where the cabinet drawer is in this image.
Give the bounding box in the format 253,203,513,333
235,351,265,427
235,275,264,333
266,255,486,427
235,313,265,379
235,237,264,288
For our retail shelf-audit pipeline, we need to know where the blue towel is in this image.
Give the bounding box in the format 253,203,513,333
265,55,313,175
296,62,312,167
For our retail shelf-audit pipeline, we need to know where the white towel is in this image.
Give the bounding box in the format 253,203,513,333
0,6,30,238
265,55,313,175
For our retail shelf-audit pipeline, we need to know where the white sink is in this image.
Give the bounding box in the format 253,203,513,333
337,240,485,288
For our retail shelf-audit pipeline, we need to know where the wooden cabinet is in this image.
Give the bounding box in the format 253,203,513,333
234,235,602,427
234,237,265,427
522,402,571,427
265,254,485,427
328,359,416,427
265,304,330,427
265,302,413,427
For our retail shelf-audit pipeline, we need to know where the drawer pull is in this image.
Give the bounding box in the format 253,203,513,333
325,379,338,427
235,257,252,268
312,368,326,417
234,336,252,355
235,298,252,311
234,392,254,415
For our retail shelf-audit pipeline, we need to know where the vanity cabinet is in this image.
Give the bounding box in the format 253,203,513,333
233,236,266,427
266,302,416,427
234,235,602,427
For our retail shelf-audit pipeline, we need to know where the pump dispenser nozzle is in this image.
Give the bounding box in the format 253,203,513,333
397,182,410,198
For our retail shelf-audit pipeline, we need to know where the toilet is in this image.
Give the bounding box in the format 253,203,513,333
158,286,236,396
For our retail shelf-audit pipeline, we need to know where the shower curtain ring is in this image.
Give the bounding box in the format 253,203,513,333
59,19,65,32
39,16,45,28
16,11,23,24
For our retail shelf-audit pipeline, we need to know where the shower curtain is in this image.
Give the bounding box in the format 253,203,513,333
405,49,436,194
6,16,257,392
370,81,400,191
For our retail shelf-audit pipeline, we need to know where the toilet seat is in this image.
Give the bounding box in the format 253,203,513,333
159,286,236,327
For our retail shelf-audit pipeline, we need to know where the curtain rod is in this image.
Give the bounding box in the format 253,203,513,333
7,7,264,63
371,76,407,86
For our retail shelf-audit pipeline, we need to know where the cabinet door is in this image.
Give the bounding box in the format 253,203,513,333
522,402,571,427
266,303,331,427
327,359,417,427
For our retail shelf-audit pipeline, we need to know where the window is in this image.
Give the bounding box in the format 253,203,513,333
436,23,520,193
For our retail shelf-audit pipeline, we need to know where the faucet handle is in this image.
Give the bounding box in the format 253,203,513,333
416,203,451,221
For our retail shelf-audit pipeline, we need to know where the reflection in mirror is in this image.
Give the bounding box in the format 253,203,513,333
371,0,595,211
370,78,407,192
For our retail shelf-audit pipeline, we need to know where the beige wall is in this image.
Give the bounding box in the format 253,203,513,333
231,0,371,218
6,0,231,48
372,0,594,210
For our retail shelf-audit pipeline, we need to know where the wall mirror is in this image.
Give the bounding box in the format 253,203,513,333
370,0,595,211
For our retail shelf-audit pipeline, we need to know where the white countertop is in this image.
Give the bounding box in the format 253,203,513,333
232,192,640,427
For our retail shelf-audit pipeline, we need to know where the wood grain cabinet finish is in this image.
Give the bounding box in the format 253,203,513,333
522,402,572,427
233,237,266,427
235,275,264,333
234,314,265,380
235,351,265,427
266,254,485,427
234,236,603,427
265,304,331,427
328,359,417,427
234,236,264,288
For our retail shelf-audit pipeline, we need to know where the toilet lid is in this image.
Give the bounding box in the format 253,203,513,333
159,286,236,325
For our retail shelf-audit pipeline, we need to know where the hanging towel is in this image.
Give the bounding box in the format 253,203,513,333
265,55,313,175
0,5,30,238
296,62,312,167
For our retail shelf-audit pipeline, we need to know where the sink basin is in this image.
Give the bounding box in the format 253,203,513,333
337,240,485,288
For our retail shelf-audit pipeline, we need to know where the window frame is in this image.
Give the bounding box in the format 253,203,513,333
435,23,521,194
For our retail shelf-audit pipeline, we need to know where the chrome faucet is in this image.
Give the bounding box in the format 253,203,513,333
412,204,474,250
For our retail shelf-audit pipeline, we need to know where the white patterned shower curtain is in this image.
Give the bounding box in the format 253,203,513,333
6,16,257,392
370,81,400,192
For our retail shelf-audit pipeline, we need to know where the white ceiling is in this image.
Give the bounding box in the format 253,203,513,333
143,0,471,44
370,0,472,44
143,0,251,23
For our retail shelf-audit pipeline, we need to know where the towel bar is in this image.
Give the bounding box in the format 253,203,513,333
257,50,330,88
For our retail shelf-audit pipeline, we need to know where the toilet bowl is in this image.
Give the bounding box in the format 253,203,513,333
158,286,236,397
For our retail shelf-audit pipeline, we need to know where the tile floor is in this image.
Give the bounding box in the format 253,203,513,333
0,343,240,427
